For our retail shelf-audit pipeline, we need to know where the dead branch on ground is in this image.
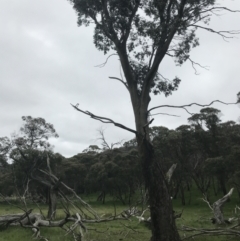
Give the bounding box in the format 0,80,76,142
180,188,240,240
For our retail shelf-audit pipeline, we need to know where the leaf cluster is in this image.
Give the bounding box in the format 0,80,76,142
68,0,220,96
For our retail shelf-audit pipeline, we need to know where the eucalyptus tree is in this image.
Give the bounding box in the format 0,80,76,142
0,137,11,167
82,144,102,154
10,116,59,172
67,1,239,240
9,116,59,219
14,116,59,150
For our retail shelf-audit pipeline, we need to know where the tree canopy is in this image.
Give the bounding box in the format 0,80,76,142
68,0,238,99
14,116,59,150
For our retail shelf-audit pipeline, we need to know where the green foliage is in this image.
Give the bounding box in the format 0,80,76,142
68,0,219,96
16,116,59,150
148,109,240,200
82,144,101,154
84,147,142,204
0,116,60,200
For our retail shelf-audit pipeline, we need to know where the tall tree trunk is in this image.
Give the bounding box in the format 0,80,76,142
137,137,180,241
129,91,180,241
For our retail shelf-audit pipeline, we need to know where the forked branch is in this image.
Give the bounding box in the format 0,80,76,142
97,128,122,150
202,188,234,224
181,188,238,240
212,188,234,224
188,57,209,75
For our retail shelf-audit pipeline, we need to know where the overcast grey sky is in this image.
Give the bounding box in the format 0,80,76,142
0,0,240,157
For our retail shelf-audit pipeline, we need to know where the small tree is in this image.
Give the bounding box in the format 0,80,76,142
14,116,58,150
9,116,59,219
67,1,240,240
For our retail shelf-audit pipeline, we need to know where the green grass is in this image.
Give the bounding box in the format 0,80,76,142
1,190,240,241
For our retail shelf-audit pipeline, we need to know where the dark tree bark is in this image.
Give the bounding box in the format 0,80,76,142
137,137,180,241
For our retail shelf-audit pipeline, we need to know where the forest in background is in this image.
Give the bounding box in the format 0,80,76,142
1,107,239,208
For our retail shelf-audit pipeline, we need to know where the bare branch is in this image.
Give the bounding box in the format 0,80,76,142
212,188,234,224
150,112,180,117
97,128,111,150
202,194,213,211
166,164,177,183
97,128,122,150
202,188,235,225
71,104,137,134
109,76,129,91
65,213,86,239
38,168,100,219
143,118,154,139
199,6,240,14
181,224,240,240
95,54,118,68
143,118,154,128
189,25,240,40
188,57,209,75
22,178,30,201
148,98,239,115
167,52,209,75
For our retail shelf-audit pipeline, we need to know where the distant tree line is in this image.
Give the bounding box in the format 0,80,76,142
1,109,240,209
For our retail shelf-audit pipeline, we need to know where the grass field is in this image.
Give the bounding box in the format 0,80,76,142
0,189,240,241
